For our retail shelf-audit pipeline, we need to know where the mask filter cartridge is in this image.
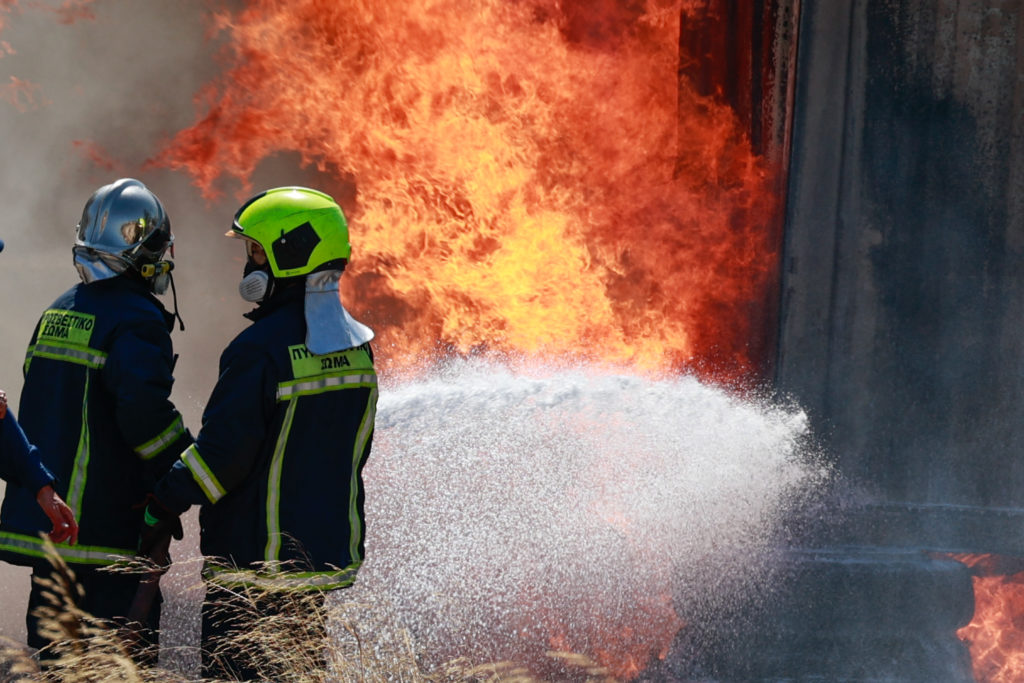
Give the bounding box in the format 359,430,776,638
239,269,269,302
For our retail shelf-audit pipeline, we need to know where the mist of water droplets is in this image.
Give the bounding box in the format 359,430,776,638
339,358,831,671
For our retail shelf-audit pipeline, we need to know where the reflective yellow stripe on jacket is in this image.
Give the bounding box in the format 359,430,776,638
0,531,133,566
204,562,361,592
181,444,227,504
134,415,186,460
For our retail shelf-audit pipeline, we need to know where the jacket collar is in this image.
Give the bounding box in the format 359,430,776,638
243,282,304,322
89,275,176,332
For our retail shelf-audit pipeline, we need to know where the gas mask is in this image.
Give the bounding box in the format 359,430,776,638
152,272,171,295
139,260,185,330
140,261,174,295
239,260,272,303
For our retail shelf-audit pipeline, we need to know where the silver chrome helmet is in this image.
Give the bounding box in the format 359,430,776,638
73,178,173,287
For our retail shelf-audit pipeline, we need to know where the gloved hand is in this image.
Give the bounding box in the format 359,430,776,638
36,484,78,545
0,388,6,419
136,494,182,566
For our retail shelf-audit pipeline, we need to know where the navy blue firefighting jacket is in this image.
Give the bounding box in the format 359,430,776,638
154,286,377,591
0,276,192,566
0,408,55,495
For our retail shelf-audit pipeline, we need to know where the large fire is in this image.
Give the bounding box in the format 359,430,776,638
153,0,782,383
952,554,1024,683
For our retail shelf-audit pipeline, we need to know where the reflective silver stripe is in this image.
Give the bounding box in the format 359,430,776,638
205,565,359,591
348,386,377,562
0,532,132,566
181,445,227,503
265,399,298,562
276,373,377,401
135,415,186,460
67,373,92,520
31,342,107,369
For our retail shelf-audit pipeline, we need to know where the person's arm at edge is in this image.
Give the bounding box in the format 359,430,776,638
0,392,78,544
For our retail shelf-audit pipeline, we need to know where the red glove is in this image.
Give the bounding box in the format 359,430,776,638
36,484,78,545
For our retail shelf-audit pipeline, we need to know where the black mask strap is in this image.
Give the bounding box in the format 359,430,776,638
168,271,185,331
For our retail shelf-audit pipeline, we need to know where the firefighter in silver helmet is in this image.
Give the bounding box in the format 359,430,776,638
0,179,194,665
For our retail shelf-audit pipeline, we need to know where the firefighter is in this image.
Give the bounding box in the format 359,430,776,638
0,179,193,664
141,186,377,680
0,239,79,546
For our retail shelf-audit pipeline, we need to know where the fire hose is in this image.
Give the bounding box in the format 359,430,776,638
127,536,170,622
121,507,179,655
120,536,171,656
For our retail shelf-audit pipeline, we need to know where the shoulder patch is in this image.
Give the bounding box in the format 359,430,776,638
39,309,96,346
287,344,373,379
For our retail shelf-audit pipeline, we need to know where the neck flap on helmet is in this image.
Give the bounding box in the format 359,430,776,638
304,270,374,354
74,248,127,284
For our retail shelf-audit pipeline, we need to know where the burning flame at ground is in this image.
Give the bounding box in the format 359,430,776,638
154,0,781,381
951,554,1024,682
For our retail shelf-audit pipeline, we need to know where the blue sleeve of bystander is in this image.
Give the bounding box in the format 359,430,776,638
0,408,56,494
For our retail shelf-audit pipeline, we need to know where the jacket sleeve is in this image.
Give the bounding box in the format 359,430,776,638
101,318,194,479
0,408,56,494
154,342,273,515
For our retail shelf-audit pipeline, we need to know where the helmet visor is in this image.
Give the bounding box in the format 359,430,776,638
243,238,268,266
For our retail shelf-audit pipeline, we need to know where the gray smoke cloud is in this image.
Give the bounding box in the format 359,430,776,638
1,0,246,409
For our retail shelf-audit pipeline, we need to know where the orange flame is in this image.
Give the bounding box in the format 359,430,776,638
152,0,782,383
544,590,684,680
506,566,683,680
951,553,1024,682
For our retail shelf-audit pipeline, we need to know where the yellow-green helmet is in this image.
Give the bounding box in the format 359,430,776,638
228,186,351,278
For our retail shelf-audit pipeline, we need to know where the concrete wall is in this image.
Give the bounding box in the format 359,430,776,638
777,0,1024,514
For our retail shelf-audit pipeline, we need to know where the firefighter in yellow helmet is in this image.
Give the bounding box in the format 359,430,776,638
143,187,377,679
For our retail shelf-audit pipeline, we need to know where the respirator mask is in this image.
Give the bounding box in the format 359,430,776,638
140,261,174,295
239,259,272,303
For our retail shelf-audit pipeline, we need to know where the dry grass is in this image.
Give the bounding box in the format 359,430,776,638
0,545,619,683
